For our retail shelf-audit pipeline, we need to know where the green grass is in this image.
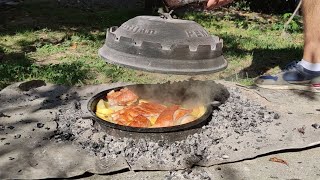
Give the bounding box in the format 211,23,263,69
0,0,304,89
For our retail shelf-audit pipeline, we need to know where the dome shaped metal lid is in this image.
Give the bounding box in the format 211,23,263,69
98,15,227,75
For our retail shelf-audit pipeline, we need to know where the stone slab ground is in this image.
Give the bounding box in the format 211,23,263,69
0,80,319,179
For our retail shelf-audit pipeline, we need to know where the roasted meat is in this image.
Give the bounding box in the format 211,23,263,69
128,115,151,128
173,108,192,121
112,102,166,127
154,105,180,127
107,88,138,106
173,108,193,125
135,102,167,116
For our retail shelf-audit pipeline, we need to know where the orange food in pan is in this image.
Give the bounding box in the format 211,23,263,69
95,88,205,128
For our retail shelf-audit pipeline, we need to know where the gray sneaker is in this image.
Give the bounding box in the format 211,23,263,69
255,61,320,92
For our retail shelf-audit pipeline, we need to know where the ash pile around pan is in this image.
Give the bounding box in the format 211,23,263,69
165,167,212,180
54,80,281,170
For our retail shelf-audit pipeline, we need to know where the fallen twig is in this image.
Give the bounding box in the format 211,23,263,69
269,157,289,166
254,91,271,102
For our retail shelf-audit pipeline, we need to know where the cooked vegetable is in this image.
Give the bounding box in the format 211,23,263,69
96,112,112,122
96,99,114,115
191,105,205,118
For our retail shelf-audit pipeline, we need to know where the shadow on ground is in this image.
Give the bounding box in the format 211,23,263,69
0,0,149,34
242,47,303,77
219,33,303,78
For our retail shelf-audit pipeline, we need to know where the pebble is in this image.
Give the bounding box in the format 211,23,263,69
222,155,229,159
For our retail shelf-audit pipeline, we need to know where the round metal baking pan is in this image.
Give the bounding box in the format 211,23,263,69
88,85,213,133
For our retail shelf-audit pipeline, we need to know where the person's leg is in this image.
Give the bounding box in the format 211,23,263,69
302,0,320,64
255,0,320,92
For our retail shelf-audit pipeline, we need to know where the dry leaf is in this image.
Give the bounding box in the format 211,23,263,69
297,126,306,135
70,42,78,50
269,157,288,166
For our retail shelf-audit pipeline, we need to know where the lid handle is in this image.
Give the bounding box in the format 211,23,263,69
159,9,174,19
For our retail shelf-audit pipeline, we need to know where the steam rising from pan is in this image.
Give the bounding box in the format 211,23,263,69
128,80,230,108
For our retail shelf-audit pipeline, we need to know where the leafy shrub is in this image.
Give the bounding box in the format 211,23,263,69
272,12,303,33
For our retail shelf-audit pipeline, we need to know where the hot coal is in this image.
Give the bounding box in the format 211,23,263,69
0,112,11,118
53,87,280,169
37,123,44,128
312,123,319,129
51,131,75,141
14,134,21,139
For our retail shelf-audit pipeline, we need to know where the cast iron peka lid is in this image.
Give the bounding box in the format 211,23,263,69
99,15,227,75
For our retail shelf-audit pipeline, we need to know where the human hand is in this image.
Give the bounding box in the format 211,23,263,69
207,0,234,9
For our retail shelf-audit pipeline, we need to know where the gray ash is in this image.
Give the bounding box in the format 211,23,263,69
54,87,279,169
165,168,211,180
210,89,279,135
